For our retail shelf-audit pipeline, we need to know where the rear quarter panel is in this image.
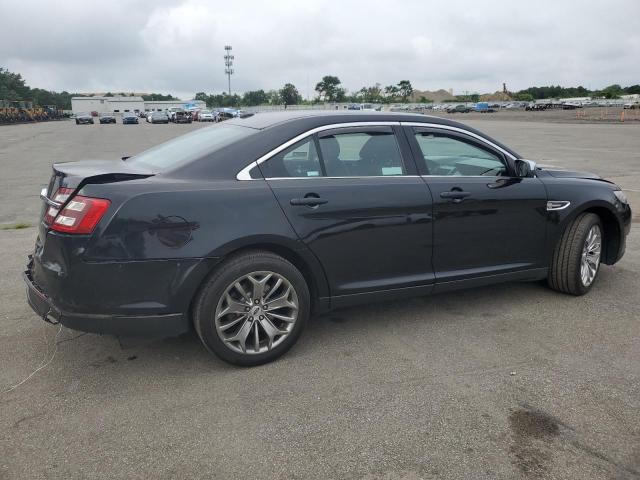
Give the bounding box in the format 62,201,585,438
82,179,302,260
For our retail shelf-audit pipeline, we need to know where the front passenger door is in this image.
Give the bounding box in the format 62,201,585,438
408,127,548,283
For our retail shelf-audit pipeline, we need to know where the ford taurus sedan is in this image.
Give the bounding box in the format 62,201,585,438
25,112,631,365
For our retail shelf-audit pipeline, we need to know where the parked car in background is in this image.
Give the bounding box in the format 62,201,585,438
25,112,631,366
525,103,547,111
199,110,216,122
623,102,639,109
90,111,99,117
74,112,94,125
149,112,169,124
361,103,383,111
173,110,192,124
473,102,495,113
167,107,186,122
122,113,139,124
99,113,116,124
216,109,237,122
446,104,470,113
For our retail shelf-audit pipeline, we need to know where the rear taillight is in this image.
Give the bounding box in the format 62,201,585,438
43,187,74,224
47,190,110,234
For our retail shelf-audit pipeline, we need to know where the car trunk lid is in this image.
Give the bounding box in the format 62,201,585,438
40,159,154,231
45,159,154,194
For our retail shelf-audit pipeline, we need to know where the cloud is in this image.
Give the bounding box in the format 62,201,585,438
1,0,639,99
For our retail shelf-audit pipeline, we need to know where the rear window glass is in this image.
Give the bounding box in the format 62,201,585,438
126,124,256,171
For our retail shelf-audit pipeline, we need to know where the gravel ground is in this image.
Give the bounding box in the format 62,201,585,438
0,118,639,480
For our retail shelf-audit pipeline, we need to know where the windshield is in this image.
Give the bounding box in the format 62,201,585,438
126,124,256,171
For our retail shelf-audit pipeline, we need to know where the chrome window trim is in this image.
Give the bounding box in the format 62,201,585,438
235,120,516,180
262,175,421,180
420,175,506,178
400,122,517,161
237,121,401,180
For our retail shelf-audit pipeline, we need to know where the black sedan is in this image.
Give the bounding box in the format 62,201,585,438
99,113,117,124
74,112,94,124
25,112,631,365
122,113,139,124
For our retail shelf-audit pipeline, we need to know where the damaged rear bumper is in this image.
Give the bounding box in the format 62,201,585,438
23,257,190,337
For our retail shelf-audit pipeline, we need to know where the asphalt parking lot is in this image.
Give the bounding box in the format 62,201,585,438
1,117,639,480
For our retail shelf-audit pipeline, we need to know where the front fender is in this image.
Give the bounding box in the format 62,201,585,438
546,198,630,265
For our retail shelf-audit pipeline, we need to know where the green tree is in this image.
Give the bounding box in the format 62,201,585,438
315,75,346,102
383,85,399,102
600,84,623,99
264,90,281,105
141,93,179,101
0,67,30,100
357,83,383,103
397,80,413,102
242,89,269,106
104,92,114,97
280,83,302,105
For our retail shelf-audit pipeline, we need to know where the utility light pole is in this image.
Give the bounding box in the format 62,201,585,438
224,45,234,96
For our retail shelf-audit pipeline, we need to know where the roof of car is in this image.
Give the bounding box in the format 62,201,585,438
226,110,467,130
221,110,519,160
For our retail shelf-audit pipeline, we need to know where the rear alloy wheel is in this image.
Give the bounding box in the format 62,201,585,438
548,213,603,295
215,272,298,354
193,251,309,366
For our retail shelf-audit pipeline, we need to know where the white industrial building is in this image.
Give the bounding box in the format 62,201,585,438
71,96,205,114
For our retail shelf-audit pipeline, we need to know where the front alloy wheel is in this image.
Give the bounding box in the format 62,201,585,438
580,225,601,287
215,272,299,354
548,212,603,295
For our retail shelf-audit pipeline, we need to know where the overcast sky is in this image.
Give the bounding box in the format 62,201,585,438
1,0,638,99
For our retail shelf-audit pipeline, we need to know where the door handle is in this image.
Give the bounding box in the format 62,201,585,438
440,191,471,200
290,197,328,207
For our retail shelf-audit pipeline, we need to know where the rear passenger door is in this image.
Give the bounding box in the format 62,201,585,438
261,125,435,301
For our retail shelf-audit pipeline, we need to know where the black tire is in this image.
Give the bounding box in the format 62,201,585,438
193,251,310,366
75,119,79,125
548,213,602,295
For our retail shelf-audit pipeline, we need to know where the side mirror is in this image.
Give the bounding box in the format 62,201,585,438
514,159,537,178
121,156,130,161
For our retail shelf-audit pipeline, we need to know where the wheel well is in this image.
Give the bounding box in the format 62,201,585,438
583,207,620,264
191,243,322,319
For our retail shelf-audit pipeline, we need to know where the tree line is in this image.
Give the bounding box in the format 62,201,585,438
0,67,179,109
513,84,640,101
2,66,639,109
